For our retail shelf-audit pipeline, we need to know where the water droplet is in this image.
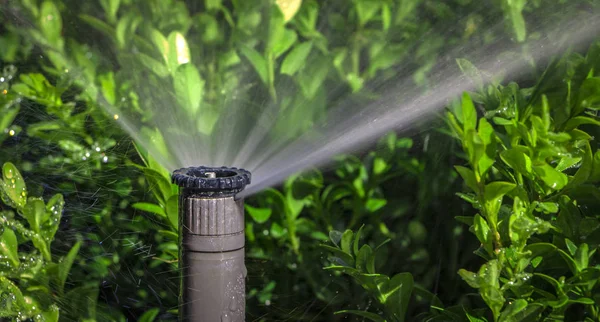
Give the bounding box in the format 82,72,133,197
229,296,238,311
8,129,14,136
113,114,119,120
221,313,231,322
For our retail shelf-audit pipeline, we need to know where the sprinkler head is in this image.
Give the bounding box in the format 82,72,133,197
172,166,251,322
172,166,251,196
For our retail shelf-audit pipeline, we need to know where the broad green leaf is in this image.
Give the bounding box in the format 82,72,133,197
1,162,27,209
477,118,495,175
458,269,480,288
564,116,600,131
574,243,589,271
365,198,386,212
574,77,600,115
273,29,297,57
40,1,64,49
321,244,354,266
500,149,533,176
174,63,204,116
245,204,272,224
24,197,45,233
461,92,477,132
563,141,593,190
502,0,526,42
383,272,413,321
533,163,568,190
138,53,169,78
473,214,492,254
281,41,313,76
498,299,528,321
267,4,285,54
132,202,166,218
483,181,515,225
240,45,268,85
341,229,353,254
455,166,479,193
356,244,372,272
0,229,19,267
335,310,385,322
591,151,600,183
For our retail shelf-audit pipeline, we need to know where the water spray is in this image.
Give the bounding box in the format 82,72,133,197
172,166,251,322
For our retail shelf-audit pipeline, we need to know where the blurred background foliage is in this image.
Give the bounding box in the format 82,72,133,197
0,0,599,321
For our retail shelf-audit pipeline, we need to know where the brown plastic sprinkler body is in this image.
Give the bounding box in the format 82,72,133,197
172,166,251,322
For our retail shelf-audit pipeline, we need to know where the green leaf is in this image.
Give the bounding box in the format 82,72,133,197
356,244,372,272
166,195,179,231
473,214,492,254
335,310,385,322
498,299,528,321
341,229,353,254
383,272,413,321
477,118,495,176
574,243,589,271
355,0,381,26
58,241,81,295
500,149,533,176
574,77,600,115
502,0,526,42
533,163,568,190
1,162,27,209
483,181,515,225
138,308,160,322
245,204,272,224
99,0,120,23
240,45,268,85
281,41,313,76
138,53,169,77
461,92,477,132
564,116,600,131
365,198,386,212
273,29,298,58
166,32,191,73
174,63,204,116
353,225,364,256
24,197,45,233
132,202,166,218
142,168,173,205
0,229,19,267
563,141,593,190
321,244,354,266
455,165,479,192
39,1,64,49
565,238,577,256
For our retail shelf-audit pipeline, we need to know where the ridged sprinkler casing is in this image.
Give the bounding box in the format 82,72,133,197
172,166,251,322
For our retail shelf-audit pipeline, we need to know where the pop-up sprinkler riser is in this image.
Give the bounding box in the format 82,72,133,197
172,166,251,322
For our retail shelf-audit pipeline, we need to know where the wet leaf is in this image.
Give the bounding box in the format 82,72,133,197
0,229,19,267
1,162,27,209
533,163,568,190
461,92,477,132
500,149,533,176
24,197,45,233
174,63,204,116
